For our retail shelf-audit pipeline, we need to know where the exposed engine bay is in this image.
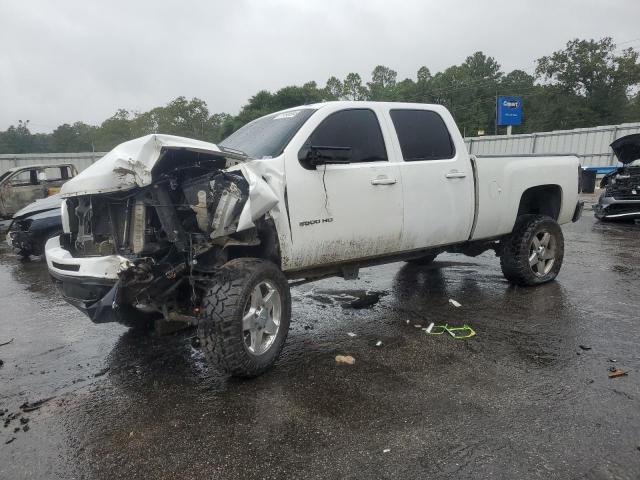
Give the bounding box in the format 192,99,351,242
57,146,280,323
594,134,640,220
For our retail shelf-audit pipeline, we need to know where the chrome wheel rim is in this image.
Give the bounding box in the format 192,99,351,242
528,230,556,277
242,280,281,355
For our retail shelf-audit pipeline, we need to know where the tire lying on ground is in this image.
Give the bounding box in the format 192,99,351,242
500,214,564,286
198,258,292,378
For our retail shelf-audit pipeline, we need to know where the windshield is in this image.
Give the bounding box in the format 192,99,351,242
220,108,316,159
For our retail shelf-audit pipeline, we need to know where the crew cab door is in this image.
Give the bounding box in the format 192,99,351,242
385,107,475,250
283,107,403,270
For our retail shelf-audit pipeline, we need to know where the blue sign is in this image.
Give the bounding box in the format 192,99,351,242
497,96,522,126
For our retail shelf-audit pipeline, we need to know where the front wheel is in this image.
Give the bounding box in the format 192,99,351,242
198,258,291,377
500,215,564,286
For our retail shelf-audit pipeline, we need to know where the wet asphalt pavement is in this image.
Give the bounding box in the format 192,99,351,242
1,196,639,479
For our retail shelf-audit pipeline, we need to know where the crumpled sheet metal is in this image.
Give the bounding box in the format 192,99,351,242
60,134,244,197
234,162,280,233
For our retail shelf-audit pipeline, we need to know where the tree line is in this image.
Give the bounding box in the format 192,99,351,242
1,37,639,154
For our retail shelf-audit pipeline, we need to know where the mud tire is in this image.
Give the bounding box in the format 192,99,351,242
500,215,564,286
198,258,291,378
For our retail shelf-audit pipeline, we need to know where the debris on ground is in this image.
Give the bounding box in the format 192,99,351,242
5,437,15,445
93,367,110,378
347,332,357,338
414,324,422,328
405,320,410,325
19,397,55,412
383,448,391,453
0,338,14,347
449,299,462,308
608,369,628,378
424,324,476,339
342,291,385,309
578,345,592,351
335,355,356,365
375,340,383,347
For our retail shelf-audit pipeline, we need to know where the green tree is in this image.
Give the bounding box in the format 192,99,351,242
536,37,640,126
323,76,343,100
367,65,397,100
342,73,368,100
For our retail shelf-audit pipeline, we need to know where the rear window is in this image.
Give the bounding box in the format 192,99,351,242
390,109,455,161
220,109,315,159
44,166,71,181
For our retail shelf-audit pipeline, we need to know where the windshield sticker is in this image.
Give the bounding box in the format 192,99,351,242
274,111,300,120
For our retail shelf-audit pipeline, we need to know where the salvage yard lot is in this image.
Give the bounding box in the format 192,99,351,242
1,198,639,479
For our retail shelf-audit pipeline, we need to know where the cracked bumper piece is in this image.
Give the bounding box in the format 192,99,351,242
49,272,120,323
593,196,640,220
45,235,133,323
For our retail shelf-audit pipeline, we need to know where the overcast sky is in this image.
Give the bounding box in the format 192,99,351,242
1,0,639,133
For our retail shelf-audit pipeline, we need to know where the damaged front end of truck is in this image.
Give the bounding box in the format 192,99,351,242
46,134,281,325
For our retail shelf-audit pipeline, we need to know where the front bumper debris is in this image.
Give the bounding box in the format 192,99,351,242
593,194,640,220
49,270,120,323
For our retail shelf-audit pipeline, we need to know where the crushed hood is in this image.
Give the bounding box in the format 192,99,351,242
60,134,246,196
13,194,62,219
611,134,640,165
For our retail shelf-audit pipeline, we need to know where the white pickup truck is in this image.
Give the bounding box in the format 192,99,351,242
45,101,583,376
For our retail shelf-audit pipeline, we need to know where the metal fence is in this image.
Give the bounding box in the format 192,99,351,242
465,122,640,167
0,152,106,176
2,121,640,175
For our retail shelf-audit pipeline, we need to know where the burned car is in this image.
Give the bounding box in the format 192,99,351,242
0,163,77,218
6,194,63,257
594,134,640,220
45,102,581,377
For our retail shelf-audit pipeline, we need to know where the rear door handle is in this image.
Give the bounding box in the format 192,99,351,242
445,170,466,179
371,177,397,185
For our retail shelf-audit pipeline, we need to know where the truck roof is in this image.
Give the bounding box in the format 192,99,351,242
277,100,449,113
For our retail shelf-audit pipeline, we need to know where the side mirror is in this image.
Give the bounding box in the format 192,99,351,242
298,145,353,169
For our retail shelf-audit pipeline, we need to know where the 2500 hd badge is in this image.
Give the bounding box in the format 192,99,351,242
299,218,333,227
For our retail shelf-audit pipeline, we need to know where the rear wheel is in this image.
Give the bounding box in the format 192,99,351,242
500,215,564,286
198,258,291,377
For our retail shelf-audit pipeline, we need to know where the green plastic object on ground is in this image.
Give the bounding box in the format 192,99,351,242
424,323,476,339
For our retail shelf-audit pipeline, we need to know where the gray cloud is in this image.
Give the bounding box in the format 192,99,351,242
1,0,638,132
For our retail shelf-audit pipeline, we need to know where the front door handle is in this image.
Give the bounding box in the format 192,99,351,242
445,170,466,179
371,176,397,185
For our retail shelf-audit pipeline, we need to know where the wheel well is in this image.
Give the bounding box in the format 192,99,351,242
225,217,282,267
516,185,562,222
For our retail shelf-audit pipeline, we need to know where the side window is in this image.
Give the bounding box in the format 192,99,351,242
390,109,455,161
43,167,65,181
9,169,38,186
307,109,387,163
